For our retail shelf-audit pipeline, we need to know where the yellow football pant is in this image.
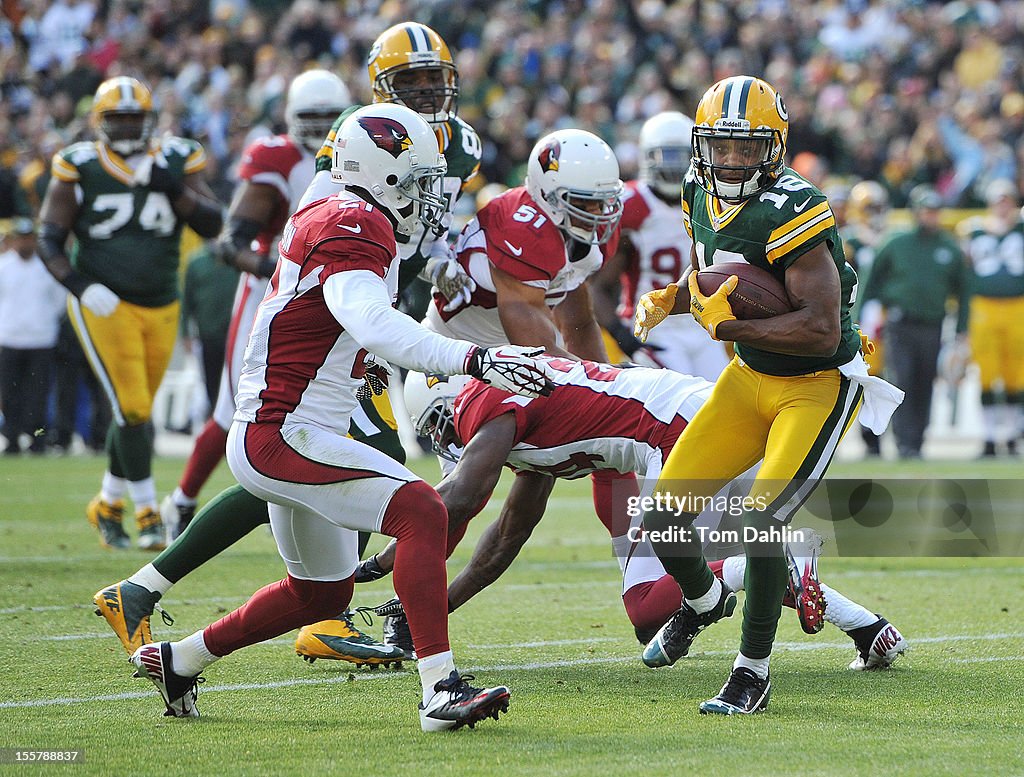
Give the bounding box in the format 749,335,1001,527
969,296,1024,394
651,357,862,659
69,297,179,427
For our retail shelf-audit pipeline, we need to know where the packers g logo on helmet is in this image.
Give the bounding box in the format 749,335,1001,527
367,23,458,125
91,76,155,157
692,75,788,201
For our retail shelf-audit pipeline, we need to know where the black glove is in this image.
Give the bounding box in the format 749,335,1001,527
354,555,389,583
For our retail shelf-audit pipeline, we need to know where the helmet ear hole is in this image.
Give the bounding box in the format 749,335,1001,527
386,174,398,185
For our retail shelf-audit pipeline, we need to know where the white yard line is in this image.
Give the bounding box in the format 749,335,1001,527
3,631,1022,710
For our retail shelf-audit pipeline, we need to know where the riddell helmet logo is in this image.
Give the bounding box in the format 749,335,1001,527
538,139,560,173
357,116,412,159
425,374,450,388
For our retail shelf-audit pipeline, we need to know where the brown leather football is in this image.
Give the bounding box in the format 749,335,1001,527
696,262,792,319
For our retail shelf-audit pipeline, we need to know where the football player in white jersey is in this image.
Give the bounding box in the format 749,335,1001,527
591,112,729,380
128,104,557,732
341,361,907,673
161,69,351,534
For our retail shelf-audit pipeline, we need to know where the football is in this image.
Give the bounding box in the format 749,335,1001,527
696,262,793,319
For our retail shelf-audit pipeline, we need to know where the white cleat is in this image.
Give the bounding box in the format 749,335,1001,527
130,642,202,717
849,618,908,670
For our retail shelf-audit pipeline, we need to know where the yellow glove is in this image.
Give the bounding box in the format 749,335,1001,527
633,282,678,343
688,273,737,340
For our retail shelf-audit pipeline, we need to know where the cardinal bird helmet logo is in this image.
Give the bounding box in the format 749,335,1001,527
357,116,413,159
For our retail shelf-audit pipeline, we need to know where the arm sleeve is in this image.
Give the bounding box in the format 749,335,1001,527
323,269,476,375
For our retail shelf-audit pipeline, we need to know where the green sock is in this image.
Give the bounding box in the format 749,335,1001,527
644,506,715,599
113,422,152,482
739,511,788,660
105,423,124,478
153,483,269,583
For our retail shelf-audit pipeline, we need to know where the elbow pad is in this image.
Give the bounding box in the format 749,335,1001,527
37,222,69,265
185,198,224,239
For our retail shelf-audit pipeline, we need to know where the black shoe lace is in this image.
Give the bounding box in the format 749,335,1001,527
359,597,405,618
435,672,481,700
719,668,759,706
346,608,375,629
155,603,174,626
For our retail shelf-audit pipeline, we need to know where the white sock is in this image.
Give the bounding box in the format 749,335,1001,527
417,650,455,704
685,577,722,614
128,563,174,597
170,630,219,677
721,555,746,592
128,477,157,512
101,472,127,503
734,652,770,679
982,405,1000,444
820,583,877,631
173,486,197,508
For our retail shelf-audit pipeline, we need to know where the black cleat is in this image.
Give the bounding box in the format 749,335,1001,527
419,671,510,732
699,667,771,715
642,582,736,667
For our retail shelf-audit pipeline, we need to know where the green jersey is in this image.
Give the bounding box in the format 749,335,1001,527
314,106,482,285
682,167,860,376
962,216,1024,298
51,137,207,307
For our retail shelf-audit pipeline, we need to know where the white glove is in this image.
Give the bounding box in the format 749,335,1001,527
465,345,555,398
80,283,120,317
423,240,476,312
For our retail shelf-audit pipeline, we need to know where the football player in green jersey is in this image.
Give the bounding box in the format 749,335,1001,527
38,76,223,551
633,76,902,714
962,178,1024,456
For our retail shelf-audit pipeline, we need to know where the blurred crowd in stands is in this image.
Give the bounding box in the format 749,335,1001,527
0,0,1020,459
1,0,1022,213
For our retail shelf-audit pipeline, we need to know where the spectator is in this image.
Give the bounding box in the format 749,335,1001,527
0,217,66,454
861,185,971,459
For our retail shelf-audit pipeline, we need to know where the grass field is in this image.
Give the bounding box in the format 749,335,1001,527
2,452,1022,776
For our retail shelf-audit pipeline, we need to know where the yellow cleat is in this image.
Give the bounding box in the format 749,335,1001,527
295,613,405,669
86,495,130,549
135,508,166,551
93,580,167,654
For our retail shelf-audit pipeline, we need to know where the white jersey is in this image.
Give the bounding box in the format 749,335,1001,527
453,358,712,480
618,180,727,380
425,187,605,347
214,135,316,429
234,193,401,435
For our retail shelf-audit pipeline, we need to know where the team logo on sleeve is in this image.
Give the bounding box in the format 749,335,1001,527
357,117,412,158
537,139,561,173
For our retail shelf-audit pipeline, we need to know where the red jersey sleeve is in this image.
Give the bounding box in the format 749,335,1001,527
453,379,538,446
477,188,566,284
238,135,304,202
285,196,396,280
619,181,652,232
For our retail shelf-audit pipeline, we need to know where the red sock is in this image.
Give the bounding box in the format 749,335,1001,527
380,481,449,659
709,559,725,580
444,494,488,558
179,419,228,499
622,574,683,633
203,574,352,656
592,471,638,535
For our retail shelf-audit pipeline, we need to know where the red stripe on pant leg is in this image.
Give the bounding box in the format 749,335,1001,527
244,422,382,485
180,418,229,498
203,574,353,656
223,280,253,389
622,574,683,633
380,481,450,659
